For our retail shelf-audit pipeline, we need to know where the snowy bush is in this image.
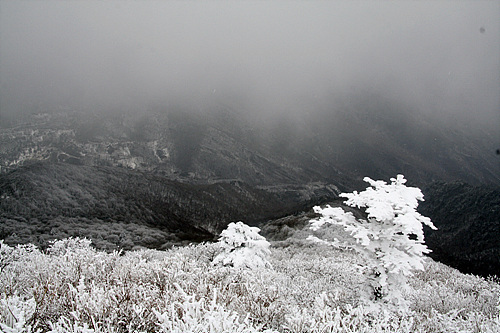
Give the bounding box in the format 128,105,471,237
0,296,37,333
310,175,437,306
154,284,276,333
46,237,94,256
213,222,271,269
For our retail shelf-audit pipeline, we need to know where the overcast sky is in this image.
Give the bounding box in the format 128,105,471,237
1,1,499,126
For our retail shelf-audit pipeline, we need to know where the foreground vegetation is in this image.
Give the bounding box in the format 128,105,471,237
1,237,499,333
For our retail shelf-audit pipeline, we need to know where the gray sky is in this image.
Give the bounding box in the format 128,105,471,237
1,1,499,127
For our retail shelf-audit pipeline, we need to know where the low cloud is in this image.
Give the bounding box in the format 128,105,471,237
1,1,498,128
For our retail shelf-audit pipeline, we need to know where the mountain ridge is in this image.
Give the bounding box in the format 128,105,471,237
2,94,498,189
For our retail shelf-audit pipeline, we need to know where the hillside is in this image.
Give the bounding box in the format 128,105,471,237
0,109,343,187
2,95,499,190
0,161,338,250
419,182,500,277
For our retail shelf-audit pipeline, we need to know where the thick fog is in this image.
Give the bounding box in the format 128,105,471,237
1,1,499,129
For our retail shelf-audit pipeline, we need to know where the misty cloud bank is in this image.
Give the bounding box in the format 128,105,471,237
1,1,499,130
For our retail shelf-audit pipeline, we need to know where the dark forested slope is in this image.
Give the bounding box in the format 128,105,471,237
0,161,338,250
419,182,500,277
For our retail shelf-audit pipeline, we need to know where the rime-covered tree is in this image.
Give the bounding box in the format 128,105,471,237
213,222,271,269
310,175,436,306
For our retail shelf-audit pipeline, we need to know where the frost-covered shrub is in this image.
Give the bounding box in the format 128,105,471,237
0,241,13,272
47,316,97,333
310,175,436,306
0,296,37,333
410,260,500,318
154,285,276,333
47,237,94,256
173,242,222,264
213,222,271,269
1,241,40,274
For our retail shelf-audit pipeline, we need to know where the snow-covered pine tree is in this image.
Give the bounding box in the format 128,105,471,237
310,175,436,306
213,222,271,269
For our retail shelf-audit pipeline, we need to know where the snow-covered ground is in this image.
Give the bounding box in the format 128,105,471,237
1,237,498,333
